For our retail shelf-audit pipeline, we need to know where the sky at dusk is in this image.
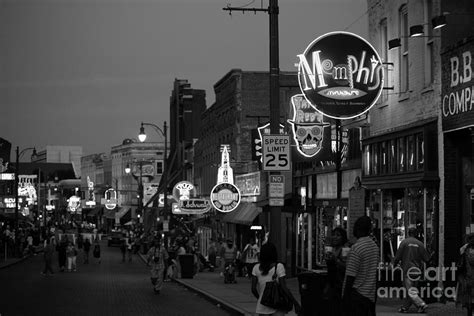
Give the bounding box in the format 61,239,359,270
0,0,368,159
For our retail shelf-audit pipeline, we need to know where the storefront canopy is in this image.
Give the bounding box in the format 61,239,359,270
85,206,102,217
103,208,117,219
119,208,131,226
222,202,261,225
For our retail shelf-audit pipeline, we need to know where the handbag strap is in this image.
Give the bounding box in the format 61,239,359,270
272,262,279,280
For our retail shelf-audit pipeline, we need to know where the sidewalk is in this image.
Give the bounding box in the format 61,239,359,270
136,248,467,316
170,270,467,316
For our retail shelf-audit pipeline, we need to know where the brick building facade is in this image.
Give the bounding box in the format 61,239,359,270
194,69,300,269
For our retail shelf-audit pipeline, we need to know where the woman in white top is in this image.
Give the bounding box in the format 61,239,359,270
251,242,301,315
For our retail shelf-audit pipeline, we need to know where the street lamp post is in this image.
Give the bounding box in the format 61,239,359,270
138,121,168,220
125,161,144,224
14,146,37,233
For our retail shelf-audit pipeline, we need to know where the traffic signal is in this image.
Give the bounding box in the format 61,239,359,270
251,128,262,162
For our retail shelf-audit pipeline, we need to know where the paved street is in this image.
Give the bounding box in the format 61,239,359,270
0,241,233,316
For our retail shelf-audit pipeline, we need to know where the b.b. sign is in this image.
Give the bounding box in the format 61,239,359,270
262,135,291,171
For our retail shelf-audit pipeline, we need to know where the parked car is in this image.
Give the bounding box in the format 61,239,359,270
107,231,125,247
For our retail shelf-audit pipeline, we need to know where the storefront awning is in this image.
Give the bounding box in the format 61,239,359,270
222,202,261,225
362,173,439,190
103,208,117,219
85,206,102,217
119,208,131,225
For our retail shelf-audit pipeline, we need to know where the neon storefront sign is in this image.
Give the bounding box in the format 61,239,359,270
172,181,211,215
288,94,330,157
104,188,117,210
210,145,241,213
297,31,384,119
68,196,81,213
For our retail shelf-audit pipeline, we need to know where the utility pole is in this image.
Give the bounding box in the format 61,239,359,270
14,147,19,233
163,121,168,222
223,0,282,256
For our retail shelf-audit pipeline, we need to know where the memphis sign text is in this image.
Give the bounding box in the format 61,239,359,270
297,31,383,119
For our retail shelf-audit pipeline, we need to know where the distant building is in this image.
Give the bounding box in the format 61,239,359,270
168,78,206,186
32,145,82,178
194,69,300,270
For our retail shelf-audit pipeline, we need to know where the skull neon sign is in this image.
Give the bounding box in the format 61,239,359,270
288,94,330,157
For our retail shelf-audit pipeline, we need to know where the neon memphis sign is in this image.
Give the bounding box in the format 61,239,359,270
297,31,384,119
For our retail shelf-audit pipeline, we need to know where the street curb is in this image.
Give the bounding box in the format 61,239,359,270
172,277,251,316
0,256,29,269
137,252,250,316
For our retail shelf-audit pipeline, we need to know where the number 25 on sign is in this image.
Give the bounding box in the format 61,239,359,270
262,135,291,171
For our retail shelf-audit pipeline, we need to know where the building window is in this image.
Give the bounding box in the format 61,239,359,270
388,139,396,174
156,161,163,174
380,18,389,103
363,145,370,176
424,0,434,86
371,143,379,175
416,133,424,170
380,141,388,174
407,135,415,171
399,5,409,93
397,137,406,172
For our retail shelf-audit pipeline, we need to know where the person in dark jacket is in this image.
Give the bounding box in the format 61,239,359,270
83,238,91,264
93,238,101,264
56,237,68,272
42,238,54,276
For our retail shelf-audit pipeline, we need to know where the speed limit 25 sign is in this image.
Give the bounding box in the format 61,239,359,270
262,135,291,171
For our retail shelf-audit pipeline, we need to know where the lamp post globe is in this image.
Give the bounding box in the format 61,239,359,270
138,124,147,142
125,164,131,174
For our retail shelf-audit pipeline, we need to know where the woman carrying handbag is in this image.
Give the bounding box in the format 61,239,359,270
251,242,302,316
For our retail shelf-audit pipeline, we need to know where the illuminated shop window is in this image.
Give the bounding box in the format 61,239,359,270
397,137,406,172
363,145,370,175
380,141,388,174
407,135,415,171
416,133,424,170
389,139,397,174
371,143,379,175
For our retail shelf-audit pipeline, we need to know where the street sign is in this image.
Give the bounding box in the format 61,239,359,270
0,173,14,180
269,198,284,206
262,135,291,171
269,175,285,198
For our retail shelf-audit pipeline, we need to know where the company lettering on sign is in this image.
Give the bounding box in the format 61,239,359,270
441,47,474,131
297,31,384,119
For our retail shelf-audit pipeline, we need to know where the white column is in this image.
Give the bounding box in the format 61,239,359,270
380,190,383,263
308,213,312,270
437,106,445,286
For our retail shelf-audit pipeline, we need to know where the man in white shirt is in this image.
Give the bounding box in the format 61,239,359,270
243,238,260,278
